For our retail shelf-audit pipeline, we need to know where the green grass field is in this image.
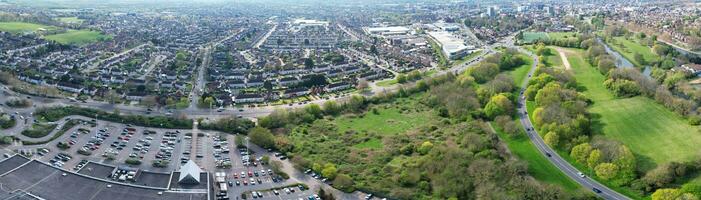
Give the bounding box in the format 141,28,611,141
524,45,564,69
0,22,56,34
43,30,110,45
336,105,432,136
548,32,579,40
608,37,659,67
493,122,580,191
522,32,549,43
375,79,397,87
567,48,699,170
509,54,533,85
56,17,84,24
353,138,383,149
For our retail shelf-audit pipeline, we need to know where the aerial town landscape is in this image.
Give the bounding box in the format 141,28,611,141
2,0,701,199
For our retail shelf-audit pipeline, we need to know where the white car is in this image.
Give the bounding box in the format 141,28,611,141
578,172,586,178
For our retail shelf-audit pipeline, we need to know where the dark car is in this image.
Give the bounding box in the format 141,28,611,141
592,188,602,193
545,152,552,157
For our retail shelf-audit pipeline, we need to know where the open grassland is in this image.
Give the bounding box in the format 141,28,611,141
335,98,433,136
0,22,56,34
608,36,659,67
566,48,699,170
43,30,110,45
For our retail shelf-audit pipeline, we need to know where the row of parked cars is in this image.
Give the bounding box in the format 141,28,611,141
156,131,178,166
49,153,72,167
213,135,231,168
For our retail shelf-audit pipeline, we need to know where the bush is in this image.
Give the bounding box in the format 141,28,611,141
21,123,57,138
153,160,169,168
125,158,142,165
56,142,70,150
0,114,15,129
688,115,701,126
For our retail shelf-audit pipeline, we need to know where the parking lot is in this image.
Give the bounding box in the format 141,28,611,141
27,120,184,173
13,119,334,200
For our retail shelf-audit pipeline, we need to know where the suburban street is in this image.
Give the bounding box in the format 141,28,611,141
515,46,630,200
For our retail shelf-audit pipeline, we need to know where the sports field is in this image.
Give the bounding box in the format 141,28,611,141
522,32,549,43
56,17,84,24
43,30,110,45
0,22,56,34
566,48,699,170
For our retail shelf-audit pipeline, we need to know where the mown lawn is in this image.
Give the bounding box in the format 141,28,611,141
609,37,659,67
493,122,580,191
548,32,579,40
0,22,56,34
567,48,699,170
43,30,110,45
522,32,549,43
508,54,533,85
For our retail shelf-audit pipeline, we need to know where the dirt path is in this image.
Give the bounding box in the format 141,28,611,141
553,47,573,70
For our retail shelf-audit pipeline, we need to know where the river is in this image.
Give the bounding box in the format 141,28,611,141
596,38,652,77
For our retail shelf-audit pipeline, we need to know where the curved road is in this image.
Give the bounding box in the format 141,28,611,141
515,47,630,200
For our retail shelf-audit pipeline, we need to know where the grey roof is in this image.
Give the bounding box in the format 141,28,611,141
178,160,202,184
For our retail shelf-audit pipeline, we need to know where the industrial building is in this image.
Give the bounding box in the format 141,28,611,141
426,31,475,60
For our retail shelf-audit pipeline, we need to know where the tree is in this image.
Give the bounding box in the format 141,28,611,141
202,96,216,108
587,149,602,169
652,188,681,200
263,80,273,93
333,174,354,192
597,58,616,74
595,163,619,180
370,45,378,54
418,141,434,155
484,94,514,119
469,63,500,83
304,58,314,68
248,126,275,149
321,163,338,179
322,100,341,115
570,143,593,164
634,53,646,65
543,131,559,148
235,134,246,147
396,74,407,83
356,80,369,91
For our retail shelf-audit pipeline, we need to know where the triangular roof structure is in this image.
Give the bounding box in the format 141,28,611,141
178,160,202,184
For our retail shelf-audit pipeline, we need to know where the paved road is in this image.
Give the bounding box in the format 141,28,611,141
514,46,630,200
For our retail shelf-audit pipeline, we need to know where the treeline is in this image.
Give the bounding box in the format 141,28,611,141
526,62,641,188
35,106,193,129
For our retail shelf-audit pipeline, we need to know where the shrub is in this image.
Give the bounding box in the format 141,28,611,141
125,158,142,165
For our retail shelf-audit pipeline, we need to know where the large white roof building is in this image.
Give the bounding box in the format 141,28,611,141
427,31,475,60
